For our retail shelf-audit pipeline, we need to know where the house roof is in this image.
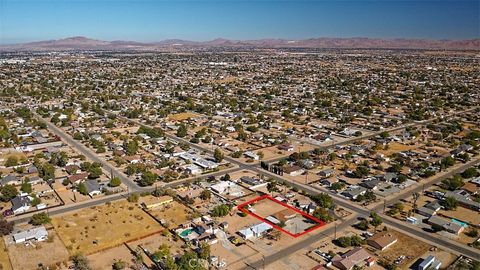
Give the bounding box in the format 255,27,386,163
367,231,397,249
332,247,370,270
283,165,303,174
84,180,101,194
13,226,48,242
11,196,30,211
68,172,89,183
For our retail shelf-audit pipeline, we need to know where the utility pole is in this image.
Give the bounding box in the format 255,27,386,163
383,199,386,214
334,222,337,240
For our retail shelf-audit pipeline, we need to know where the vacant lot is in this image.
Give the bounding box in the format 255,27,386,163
168,112,200,121
51,200,163,255
378,230,431,268
6,230,69,270
439,207,480,226
377,142,419,156
148,201,192,228
0,239,12,270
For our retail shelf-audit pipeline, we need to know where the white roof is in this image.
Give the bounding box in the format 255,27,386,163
13,226,48,241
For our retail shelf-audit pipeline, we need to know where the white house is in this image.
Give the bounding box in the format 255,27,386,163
244,151,259,160
13,226,48,243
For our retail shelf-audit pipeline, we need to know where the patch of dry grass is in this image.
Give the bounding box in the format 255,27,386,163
51,200,162,255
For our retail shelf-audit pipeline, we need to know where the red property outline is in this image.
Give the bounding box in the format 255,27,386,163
237,194,326,238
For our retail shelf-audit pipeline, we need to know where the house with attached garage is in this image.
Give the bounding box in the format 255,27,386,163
84,180,102,197
11,196,31,214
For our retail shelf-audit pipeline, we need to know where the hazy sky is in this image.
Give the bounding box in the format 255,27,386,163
0,0,479,44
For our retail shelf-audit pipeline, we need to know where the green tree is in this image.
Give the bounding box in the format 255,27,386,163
370,212,383,230
441,175,464,191
212,204,231,217
77,182,88,195
109,177,121,187
198,242,210,260
1,184,18,201
336,236,352,247
127,193,139,203
139,171,157,186
354,166,370,178
20,181,32,194
178,251,205,270
312,208,333,222
0,218,14,236
443,196,458,210
88,166,102,179
200,189,211,200
461,167,478,179
72,254,92,270
176,124,188,137
124,140,139,156
356,219,369,230
39,162,55,181
4,156,18,167
30,212,51,225
311,193,334,209
112,260,126,270
214,148,224,162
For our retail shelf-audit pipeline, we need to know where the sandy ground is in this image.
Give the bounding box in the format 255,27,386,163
377,142,420,157
148,201,192,228
51,200,163,255
5,230,70,270
167,112,201,121
438,207,480,226
378,229,431,268
87,244,136,269
0,239,12,270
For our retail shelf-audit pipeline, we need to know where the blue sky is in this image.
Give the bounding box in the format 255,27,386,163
0,0,478,44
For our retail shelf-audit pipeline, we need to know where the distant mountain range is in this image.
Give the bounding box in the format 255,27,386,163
1,36,479,51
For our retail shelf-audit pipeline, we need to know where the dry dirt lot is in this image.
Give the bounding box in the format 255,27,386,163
5,230,69,270
438,207,480,226
87,244,137,270
51,200,163,255
378,230,431,268
0,239,12,270
377,142,419,156
167,112,201,121
148,201,192,228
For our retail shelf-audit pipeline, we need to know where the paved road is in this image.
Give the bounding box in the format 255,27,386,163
374,156,480,211
265,106,479,163
35,113,142,192
10,193,128,224
29,109,480,264
118,116,252,170
254,169,480,264
241,216,358,270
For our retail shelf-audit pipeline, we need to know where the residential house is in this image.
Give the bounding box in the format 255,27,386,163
238,222,273,240
332,247,372,270
318,169,334,178
367,231,398,250
11,196,31,214
68,172,89,185
13,226,48,244
341,186,367,200
417,200,442,217
140,195,174,209
418,255,442,270
84,180,102,197
283,165,304,176
244,151,259,160
277,144,294,151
